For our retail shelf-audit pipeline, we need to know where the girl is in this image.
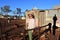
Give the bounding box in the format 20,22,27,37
26,12,38,40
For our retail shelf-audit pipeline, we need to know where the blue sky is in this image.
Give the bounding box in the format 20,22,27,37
0,0,60,12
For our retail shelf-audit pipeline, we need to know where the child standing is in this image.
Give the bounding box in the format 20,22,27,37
26,12,38,40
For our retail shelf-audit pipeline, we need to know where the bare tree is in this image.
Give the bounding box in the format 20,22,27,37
0,7,4,15
16,8,21,17
2,5,11,16
13,11,17,19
